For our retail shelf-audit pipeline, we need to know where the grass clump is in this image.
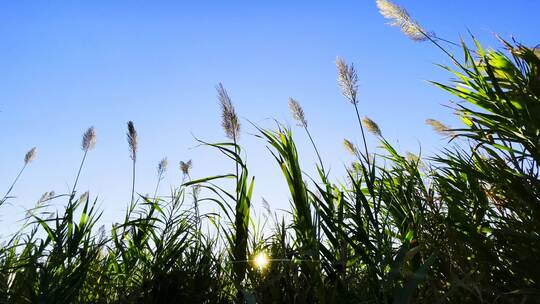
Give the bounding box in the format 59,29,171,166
1,2,539,303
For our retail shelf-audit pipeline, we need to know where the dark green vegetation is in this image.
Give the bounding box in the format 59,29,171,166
1,6,540,304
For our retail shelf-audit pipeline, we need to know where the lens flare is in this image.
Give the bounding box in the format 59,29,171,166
254,252,269,270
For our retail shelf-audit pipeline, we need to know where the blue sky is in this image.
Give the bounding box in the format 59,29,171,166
1,1,538,231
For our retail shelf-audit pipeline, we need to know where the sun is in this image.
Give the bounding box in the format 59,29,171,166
253,252,269,270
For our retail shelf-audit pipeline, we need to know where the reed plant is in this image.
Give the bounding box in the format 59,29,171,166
1,1,539,303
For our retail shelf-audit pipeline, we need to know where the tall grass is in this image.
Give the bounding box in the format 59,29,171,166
1,1,539,302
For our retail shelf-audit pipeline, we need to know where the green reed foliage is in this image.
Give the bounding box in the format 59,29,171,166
1,11,539,302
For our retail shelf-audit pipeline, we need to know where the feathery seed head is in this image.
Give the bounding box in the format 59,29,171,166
343,139,359,156
362,117,382,136
82,127,97,151
406,152,419,163
39,191,53,203
157,157,168,177
216,83,240,141
261,197,271,216
426,119,455,136
376,0,429,42
180,160,192,176
80,191,89,202
336,57,358,104
288,98,307,128
406,152,426,169
127,121,138,161
24,147,37,164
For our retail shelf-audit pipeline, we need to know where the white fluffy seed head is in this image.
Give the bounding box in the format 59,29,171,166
217,83,240,141
288,98,307,128
376,0,430,42
82,127,97,151
336,57,359,104
24,147,37,164
158,157,168,177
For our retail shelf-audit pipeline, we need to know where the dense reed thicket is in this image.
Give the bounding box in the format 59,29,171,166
1,1,539,303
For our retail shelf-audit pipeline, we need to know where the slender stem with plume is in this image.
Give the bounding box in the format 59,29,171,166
154,157,168,200
336,57,371,166
377,0,466,56
216,83,241,201
216,83,253,299
127,121,138,204
71,127,96,200
375,0,429,42
375,0,467,70
288,97,307,128
288,98,325,173
288,97,324,253
1,147,37,205
217,83,240,142
354,106,370,164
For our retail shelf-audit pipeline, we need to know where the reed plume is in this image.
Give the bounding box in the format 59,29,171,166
362,117,382,136
153,157,168,201
24,147,37,164
261,197,271,217
336,57,371,166
127,121,138,161
336,57,358,105
127,121,138,203
38,191,55,203
158,157,168,178
426,119,455,136
1,147,38,205
82,127,97,151
288,98,307,128
288,97,326,172
405,152,419,163
406,152,426,169
376,0,429,42
180,160,192,176
72,127,97,200
343,139,359,157
217,83,240,141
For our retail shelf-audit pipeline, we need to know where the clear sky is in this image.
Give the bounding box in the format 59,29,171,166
1,1,538,232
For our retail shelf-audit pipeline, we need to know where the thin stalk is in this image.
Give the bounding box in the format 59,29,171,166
301,125,323,259
71,150,88,201
353,103,371,167
130,158,136,204
232,132,243,302
153,175,162,202
234,135,239,202
421,30,467,71
1,164,27,205
303,126,325,174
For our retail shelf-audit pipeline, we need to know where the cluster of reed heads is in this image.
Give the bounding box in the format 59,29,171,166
1,1,539,303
